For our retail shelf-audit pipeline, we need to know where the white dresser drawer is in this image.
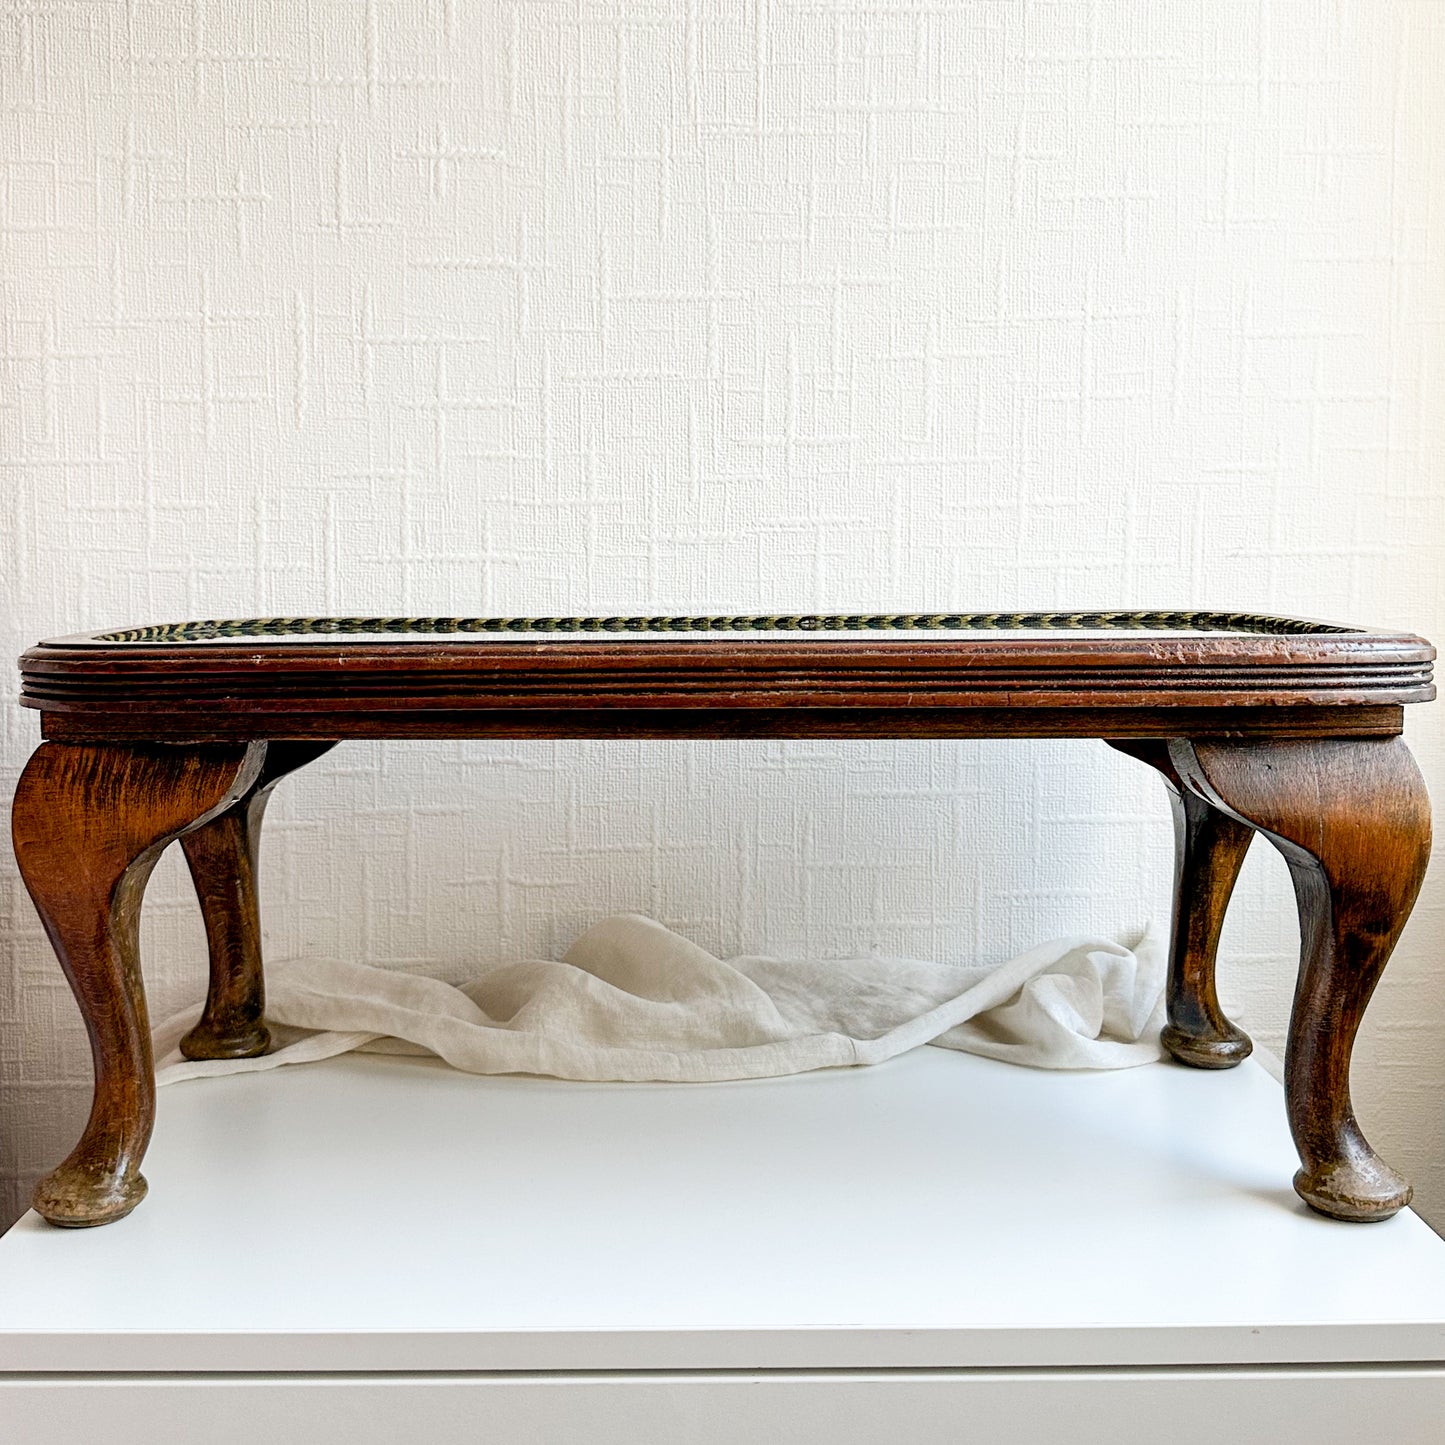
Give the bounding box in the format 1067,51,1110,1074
5,1368,1445,1445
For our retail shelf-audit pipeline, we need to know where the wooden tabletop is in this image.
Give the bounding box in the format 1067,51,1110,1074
19,611,1435,742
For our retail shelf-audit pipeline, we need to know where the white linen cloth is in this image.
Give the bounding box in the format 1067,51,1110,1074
154,913,1165,1087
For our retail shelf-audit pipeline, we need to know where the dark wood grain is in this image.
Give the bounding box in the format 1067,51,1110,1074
1173,737,1432,1221
1108,741,1255,1069
11,741,265,1226
179,742,337,1061
19,629,1436,735
36,704,1414,744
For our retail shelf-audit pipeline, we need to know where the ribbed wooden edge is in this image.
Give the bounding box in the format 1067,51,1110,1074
20,613,1434,742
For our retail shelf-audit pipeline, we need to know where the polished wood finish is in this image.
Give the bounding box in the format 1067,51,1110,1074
1108,741,1255,1069
179,743,337,1062
33,703,1413,744
1173,738,1432,1222
20,628,1435,742
11,742,265,1226
9,615,1436,1226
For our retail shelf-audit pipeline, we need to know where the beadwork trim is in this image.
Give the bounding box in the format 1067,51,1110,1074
93,611,1351,644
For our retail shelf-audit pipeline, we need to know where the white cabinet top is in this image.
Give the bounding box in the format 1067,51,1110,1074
2,1047,1443,1373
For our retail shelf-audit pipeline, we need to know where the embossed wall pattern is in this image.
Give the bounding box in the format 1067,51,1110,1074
1,2,1442,1231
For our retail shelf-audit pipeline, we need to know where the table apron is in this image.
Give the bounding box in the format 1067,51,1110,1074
35,703,1409,743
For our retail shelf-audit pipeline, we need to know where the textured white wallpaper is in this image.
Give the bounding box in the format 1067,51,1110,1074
2,1,1442,1233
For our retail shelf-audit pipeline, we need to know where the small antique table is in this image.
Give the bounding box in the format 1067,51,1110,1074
12,611,1435,1229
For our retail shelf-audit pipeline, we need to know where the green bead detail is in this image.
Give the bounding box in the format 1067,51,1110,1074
91,610,1349,643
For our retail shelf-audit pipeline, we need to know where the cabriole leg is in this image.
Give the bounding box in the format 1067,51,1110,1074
179,741,336,1061
1108,740,1254,1068
12,741,265,1227
1172,737,1431,1222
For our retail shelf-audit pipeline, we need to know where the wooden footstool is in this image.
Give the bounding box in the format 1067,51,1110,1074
12,611,1435,1228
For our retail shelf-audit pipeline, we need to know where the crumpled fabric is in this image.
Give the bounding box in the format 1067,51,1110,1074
154,913,1165,1087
